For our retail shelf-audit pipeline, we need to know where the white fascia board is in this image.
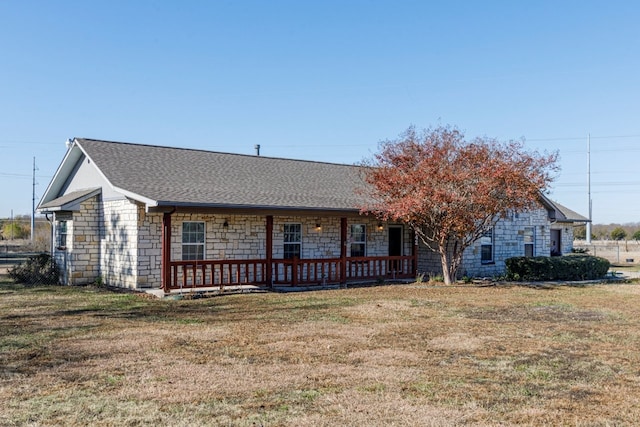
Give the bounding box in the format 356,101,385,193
38,139,82,207
112,187,159,210
74,140,159,209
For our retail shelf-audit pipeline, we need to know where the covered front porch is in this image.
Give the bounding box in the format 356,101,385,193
161,213,417,293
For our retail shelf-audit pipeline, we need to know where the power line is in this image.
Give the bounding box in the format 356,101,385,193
0,173,52,180
2,133,640,145
525,133,640,142
554,181,640,187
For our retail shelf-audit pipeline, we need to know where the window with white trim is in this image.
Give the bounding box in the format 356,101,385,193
57,221,68,249
283,223,301,259
350,224,366,257
182,221,205,260
480,228,494,263
524,227,535,257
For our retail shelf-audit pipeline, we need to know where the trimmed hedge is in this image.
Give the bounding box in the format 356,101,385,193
505,254,610,281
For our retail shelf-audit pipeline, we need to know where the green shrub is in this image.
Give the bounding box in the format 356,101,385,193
610,227,627,241
505,254,610,281
8,253,60,285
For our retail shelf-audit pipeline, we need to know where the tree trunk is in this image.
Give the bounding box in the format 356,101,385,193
439,239,462,285
439,245,455,285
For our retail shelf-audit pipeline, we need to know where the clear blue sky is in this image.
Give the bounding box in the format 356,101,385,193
1,1,639,224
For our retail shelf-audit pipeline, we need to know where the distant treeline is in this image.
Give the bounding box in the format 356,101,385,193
0,216,51,251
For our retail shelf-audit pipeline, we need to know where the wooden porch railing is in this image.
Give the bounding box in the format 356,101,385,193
169,259,268,291
272,257,342,286
345,255,415,281
167,255,415,291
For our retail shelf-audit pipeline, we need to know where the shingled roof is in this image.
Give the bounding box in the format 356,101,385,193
538,194,590,224
38,187,101,211
548,199,590,223
71,138,371,212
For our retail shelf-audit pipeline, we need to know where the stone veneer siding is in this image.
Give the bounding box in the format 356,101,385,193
53,196,101,285
461,208,550,277
99,199,140,289
58,207,415,290
417,208,552,279
54,197,146,289
136,206,163,288
147,213,414,289
54,198,575,288
167,214,413,261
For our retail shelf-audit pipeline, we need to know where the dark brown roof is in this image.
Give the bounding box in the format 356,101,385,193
76,138,370,211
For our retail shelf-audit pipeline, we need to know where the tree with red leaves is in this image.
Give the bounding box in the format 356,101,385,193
362,126,559,285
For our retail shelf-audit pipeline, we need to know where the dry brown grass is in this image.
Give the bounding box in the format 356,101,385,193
2,277,640,426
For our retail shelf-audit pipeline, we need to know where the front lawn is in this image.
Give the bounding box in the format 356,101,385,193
1,279,640,425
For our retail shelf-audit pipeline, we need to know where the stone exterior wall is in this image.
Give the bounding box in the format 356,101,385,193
139,212,415,289
55,200,571,288
53,196,101,285
461,208,550,278
137,208,163,288
416,243,443,277
167,213,267,262
58,209,414,290
145,213,415,289
417,208,552,279
164,214,412,262
99,199,139,289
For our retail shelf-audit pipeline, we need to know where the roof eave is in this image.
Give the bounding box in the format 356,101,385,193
149,201,362,215
37,188,102,213
38,139,81,207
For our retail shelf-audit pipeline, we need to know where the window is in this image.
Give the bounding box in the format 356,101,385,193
57,221,67,249
350,224,366,257
182,222,205,260
524,227,535,257
480,228,494,263
283,223,301,259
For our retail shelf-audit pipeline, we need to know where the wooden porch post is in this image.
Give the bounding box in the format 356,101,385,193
266,215,273,287
161,210,174,294
340,217,347,284
292,256,299,286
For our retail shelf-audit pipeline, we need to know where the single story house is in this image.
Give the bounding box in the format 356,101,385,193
37,138,588,292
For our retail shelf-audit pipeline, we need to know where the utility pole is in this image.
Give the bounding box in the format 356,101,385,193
586,134,592,244
31,157,37,242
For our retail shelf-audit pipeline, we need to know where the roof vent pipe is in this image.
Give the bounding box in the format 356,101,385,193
254,144,260,156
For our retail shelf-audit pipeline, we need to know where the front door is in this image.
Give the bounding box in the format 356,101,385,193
388,226,403,272
551,229,561,256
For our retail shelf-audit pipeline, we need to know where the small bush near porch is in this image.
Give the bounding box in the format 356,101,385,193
1,278,639,425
